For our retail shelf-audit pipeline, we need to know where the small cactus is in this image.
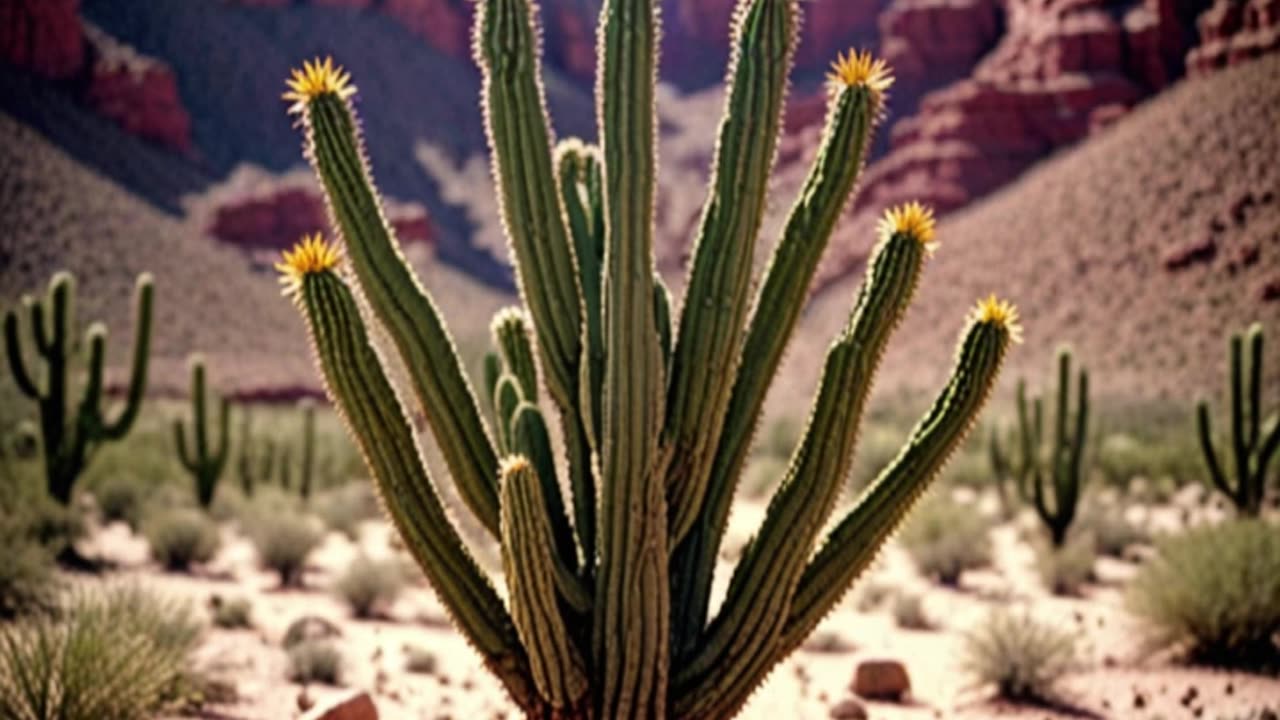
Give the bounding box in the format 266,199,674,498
1010,349,1090,547
3,271,153,505
174,356,230,510
1197,323,1280,517
235,407,276,498
275,1,1021,714
298,399,317,501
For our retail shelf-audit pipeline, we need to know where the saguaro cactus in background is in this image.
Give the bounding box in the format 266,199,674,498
235,408,276,498
1197,323,1279,517
298,399,317,501
276,0,1021,713
1014,349,1090,547
174,356,230,510
3,271,153,505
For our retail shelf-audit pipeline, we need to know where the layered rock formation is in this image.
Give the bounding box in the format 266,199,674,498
83,25,191,152
1186,0,1280,74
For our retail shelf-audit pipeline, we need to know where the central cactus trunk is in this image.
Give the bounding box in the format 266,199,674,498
274,1,1023,717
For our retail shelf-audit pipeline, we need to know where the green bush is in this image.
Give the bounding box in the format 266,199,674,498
210,595,253,629
961,610,1078,703
0,585,203,719
250,514,322,587
1127,519,1280,667
146,508,221,572
1035,535,1096,596
314,484,380,540
1076,501,1148,558
0,521,60,620
286,640,343,685
334,554,404,619
94,475,147,530
899,493,992,585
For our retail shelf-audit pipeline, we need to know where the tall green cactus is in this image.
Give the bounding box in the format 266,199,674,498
298,399,317,501
235,407,276,498
3,271,153,505
1015,349,1090,547
277,0,1021,713
174,356,230,510
1197,323,1280,517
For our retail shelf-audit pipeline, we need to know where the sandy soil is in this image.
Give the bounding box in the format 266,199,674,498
78,492,1278,720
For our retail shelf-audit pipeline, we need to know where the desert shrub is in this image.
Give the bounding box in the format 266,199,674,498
250,514,322,587
21,492,87,558
210,595,253,629
961,610,1078,703
405,645,438,675
854,579,894,612
81,424,183,491
891,592,932,630
899,493,992,585
1076,501,1149,558
942,444,992,490
287,640,343,685
0,585,202,719
1127,519,1280,667
314,483,380,540
1035,535,1096,596
94,475,146,530
0,520,60,620
146,508,221,572
334,554,404,619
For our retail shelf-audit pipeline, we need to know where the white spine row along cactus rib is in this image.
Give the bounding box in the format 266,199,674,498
274,0,1022,716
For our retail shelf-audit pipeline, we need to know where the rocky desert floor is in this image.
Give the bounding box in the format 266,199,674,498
65,485,1280,720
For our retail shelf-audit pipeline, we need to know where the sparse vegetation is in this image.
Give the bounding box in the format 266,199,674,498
146,507,221,572
1035,534,1097,596
961,610,1078,704
0,586,202,719
94,475,146,529
0,522,60,620
210,595,253,629
249,514,322,587
334,554,404,619
899,493,993,586
1128,519,1280,667
286,639,343,686
1076,499,1148,558
314,483,380,540
892,592,932,630
405,645,438,675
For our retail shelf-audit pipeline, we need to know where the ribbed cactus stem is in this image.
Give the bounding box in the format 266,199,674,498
675,214,933,718
174,356,231,510
664,0,798,545
292,265,543,713
669,64,888,655
780,309,1014,646
3,271,153,505
492,309,540,404
1198,323,1280,516
300,88,501,537
500,456,590,712
511,404,579,572
594,0,670,715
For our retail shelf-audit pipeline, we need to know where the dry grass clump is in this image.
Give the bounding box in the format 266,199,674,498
146,508,221,572
248,513,323,588
892,592,933,630
0,586,203,719
899,492,993,586
961,610,1079,704
314,483,381,540
334,555,404,619
1127,519,1280,668
1035,535,1098,596
94,475,147,530
210,595,254,629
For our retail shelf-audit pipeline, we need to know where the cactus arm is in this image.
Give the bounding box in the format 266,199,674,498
302,93,500,539
492,309,540,405
1229,332,1250,495
511,403,579,572
474,0,584,410
592,0,670,715
669,66,887,655
1064,367,1088,527
294,268,543,712
680,306,1014,719
27,295,51,356
664,0,798,545
675,221,930,716
299,402,315,500
3,308,40,398
500,457,590,713
1052,351,1070,486
494,375,522,454
100,275,153,439
1258,413,1280,495
1198,399,1235,501
483,352,502,409
1246,325,1263,451
215,397,232,478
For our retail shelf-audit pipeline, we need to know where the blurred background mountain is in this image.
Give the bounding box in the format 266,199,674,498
1,0,1277,401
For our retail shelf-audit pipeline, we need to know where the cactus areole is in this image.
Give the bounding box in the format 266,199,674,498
276,2,1021,716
